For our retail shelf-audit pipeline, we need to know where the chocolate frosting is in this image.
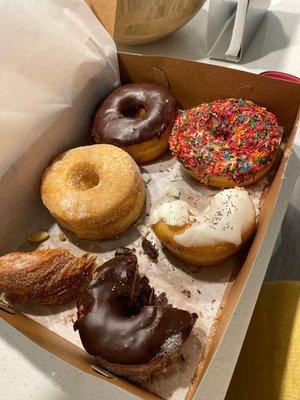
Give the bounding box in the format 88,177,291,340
74,251,197,365
92,83,178,147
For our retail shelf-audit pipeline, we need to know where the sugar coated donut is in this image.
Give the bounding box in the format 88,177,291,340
74,249,197,381
169,98,280,188
41,144,145,240
92,83,178,164
149,187,256,266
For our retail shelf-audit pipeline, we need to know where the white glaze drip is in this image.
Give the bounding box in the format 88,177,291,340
149,188,255,247
148,200,190,227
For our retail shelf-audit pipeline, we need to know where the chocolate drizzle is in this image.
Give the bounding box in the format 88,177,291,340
74,251,197,365
92,83,178,147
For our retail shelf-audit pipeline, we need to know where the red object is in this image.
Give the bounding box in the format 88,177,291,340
261,71,300,84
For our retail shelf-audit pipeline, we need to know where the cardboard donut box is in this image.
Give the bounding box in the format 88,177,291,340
1,50,300,400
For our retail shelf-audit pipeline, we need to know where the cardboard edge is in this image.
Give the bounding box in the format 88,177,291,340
192,148,300,400
184,246,248,400
117,52,299,130
185,109,300,399
85,0,117,36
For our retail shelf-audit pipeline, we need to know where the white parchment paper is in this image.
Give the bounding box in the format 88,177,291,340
15,154,264,400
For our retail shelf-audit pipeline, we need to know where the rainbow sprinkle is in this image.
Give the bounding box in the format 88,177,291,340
169,98,280,184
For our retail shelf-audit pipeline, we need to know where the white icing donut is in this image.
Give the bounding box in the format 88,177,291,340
149,188,256,266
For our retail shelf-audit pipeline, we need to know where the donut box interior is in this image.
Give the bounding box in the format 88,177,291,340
1,52,300,400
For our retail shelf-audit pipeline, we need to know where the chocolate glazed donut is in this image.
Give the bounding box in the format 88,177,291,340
74,249,197,381
92,83,178,164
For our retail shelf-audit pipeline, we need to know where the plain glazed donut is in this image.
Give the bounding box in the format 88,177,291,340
92,83,178,164
41,144,145,240
169,98,280,188
149,188,256,266
74,250,197,382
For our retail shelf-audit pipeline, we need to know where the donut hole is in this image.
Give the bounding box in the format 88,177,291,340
213,129,232,141
116,297,145,317
116,276,154,317
68,163,100,190
116,297,137,317
121,103,146,118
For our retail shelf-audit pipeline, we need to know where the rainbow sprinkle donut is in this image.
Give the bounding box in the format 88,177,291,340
169,98,280,188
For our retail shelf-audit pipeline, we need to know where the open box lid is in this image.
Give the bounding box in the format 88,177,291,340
1,2,300,400
0,0,120,253
85,0,117,37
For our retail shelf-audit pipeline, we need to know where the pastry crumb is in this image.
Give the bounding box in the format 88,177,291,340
142,237,159,263
26,230,49,243
58,232,67,241
65,312,76,324
0,294,15,314
284,148,292,158
181,288,192,298
142,173,151,184
188,209,196,222
137,224,150,237
165,185,180,198
169,174,180,182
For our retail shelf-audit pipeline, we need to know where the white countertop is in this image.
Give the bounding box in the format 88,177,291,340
1,1,299,399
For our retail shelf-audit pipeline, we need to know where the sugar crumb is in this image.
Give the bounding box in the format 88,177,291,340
142,173,151,184
181,288,192,298
137,224,150,237
165,185,180,198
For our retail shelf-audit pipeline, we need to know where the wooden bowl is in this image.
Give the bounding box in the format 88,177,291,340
87,0,206,45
